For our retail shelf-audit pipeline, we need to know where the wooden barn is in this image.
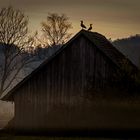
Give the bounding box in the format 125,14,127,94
1,30,139,133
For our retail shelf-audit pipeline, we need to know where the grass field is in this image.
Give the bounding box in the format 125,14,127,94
0,130,139,140
0,120,9,129
1,97,140,140
0,135,126,140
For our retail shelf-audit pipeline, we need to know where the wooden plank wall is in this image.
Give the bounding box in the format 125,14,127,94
13,36,117,131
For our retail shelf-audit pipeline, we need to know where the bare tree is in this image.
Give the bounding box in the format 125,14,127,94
0,6,37,96
41,13,72,46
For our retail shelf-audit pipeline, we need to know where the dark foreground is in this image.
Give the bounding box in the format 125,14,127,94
1,129,140,139
1,98,140,139
0,135,129,140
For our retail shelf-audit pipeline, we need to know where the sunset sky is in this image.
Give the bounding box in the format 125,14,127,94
0,0,140,40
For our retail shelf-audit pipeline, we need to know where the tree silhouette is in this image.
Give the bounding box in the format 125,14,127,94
0,6,36,96
41,13,72,46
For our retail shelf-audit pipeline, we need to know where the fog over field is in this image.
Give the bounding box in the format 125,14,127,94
0,101,14,128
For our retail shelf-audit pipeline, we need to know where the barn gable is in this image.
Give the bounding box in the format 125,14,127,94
1,29,137,101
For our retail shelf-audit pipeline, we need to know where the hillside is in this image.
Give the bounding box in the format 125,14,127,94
113,35,140,67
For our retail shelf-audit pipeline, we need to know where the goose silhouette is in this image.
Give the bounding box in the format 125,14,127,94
88,24,92,31
80,20,86,29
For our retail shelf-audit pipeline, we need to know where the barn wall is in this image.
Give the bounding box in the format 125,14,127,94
13,36,117,131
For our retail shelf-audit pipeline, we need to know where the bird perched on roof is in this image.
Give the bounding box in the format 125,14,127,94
80,20,86,29
88,24,92,31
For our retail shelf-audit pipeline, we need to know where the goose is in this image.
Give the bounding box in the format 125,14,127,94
88,24,92,31
80,20,86,29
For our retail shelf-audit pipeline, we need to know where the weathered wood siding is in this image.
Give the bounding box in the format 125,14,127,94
13,35,117,131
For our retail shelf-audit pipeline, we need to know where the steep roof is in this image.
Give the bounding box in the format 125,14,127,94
1,29,138,101
80,30,125,68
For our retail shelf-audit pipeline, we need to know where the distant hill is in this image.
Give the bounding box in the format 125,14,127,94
113,35,140,67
